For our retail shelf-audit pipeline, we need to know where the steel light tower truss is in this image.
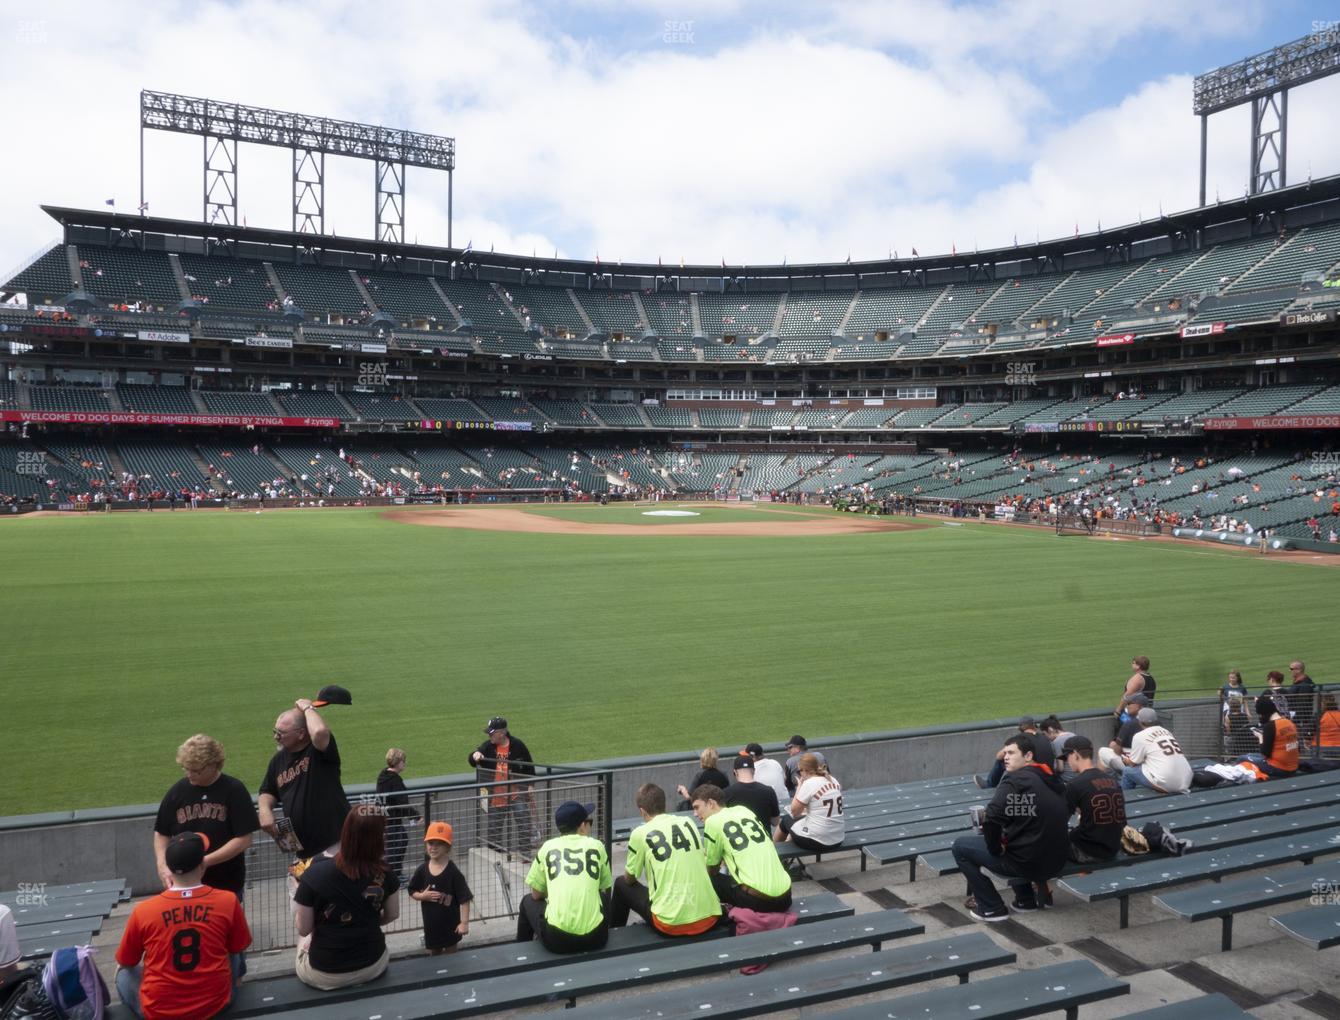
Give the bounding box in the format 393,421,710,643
139,90,456,244
1193,32,1340,203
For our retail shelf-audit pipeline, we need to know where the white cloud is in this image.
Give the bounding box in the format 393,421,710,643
0,0,1335,279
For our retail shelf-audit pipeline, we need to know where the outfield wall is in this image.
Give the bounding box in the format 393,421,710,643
0,699,1225,895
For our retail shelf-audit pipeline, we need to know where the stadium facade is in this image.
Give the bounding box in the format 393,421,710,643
3,176,1340,542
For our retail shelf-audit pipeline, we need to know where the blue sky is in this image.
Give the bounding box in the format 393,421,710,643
1,0,1338,276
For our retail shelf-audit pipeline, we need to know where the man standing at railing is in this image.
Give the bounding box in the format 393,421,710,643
470,717,537,858
1287,661,1317,746
259,700,350,877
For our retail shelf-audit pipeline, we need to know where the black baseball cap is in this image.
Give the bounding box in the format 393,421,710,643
1124,693,1152,707
1062,735,1094,755
732,755,754,772
554,801,595,829
165,832,211,874
744,742,764,757
485,717,508,734
1018,716,1037,730
786,735,807,749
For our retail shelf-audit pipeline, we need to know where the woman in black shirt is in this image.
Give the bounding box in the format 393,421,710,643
376,748,421,881
675,747,730,809
294,805,401,990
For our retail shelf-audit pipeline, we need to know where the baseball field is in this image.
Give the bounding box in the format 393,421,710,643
2,502,1336,816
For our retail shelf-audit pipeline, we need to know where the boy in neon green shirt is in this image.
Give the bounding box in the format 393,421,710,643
692,784,792,912
608,783,722,936
518,801,612,952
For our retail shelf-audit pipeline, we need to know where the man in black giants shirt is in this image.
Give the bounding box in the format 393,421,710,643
154,735,259,897
1060,736,1126,863
259,700,350,859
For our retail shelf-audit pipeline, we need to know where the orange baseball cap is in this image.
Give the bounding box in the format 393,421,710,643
424,821,454,844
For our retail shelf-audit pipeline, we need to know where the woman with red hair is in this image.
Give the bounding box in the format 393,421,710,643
293,804,401,990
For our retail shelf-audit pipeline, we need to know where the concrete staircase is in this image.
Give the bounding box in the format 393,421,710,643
690,293,703,335
837,291,861,334
348,270,379,310
263,264,289,304
427,278,467,326
167,254,192,301
1018,271,1077,325
490,283,529,327
187,446,230,494
65,245,83,290
771,293,789,334
630,291,651,332
915,286,954,330
567,289,596,332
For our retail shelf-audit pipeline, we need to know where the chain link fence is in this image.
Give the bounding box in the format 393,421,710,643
240,765,613,952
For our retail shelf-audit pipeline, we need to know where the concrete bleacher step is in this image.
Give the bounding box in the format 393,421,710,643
239,903,905,1019
566,931,1015,1019
821,958,1129,1020
1121,993,1254,1019
226,892,854,1017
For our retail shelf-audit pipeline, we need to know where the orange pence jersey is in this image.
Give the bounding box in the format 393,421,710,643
116,886,251,1020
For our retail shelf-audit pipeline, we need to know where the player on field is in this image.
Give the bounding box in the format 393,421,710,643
692,785,792,912
115,833,251,1020
608,783,722,936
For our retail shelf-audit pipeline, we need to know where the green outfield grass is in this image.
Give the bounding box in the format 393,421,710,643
1,507,1336,815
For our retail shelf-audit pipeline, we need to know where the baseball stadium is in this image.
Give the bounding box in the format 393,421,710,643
2,11,1340,1019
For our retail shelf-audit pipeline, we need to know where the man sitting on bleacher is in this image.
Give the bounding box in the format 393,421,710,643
115,833,252,1020
608,783,723,936
1112,708,1192,794
692,785,792,913
517,800,612,953
974,717,1055,789
1060,736,1126,863
952,735,1068,922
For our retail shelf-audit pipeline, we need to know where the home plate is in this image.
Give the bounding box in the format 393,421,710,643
642,510,700,517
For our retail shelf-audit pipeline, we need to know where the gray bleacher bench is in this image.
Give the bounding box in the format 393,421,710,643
1268,903,1340,949
18,930,96,961
565,932,1016,1019
256,908,926,1019
0,878,128,906
868,775,1340,880
1152,860,1340,949
1119,993,1254,1019
4,894,121,927
225,892,853,1017
16,917,105,942
1059,827,1340,928
819,958,1129,1020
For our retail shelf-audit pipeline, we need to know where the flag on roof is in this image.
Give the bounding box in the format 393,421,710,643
104,198,115,207
138,201,149,212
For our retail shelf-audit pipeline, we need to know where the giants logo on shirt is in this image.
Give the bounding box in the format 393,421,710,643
276,755,310,789
176,802,228,825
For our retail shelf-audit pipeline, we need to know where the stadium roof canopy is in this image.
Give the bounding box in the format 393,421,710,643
40,171,1340,285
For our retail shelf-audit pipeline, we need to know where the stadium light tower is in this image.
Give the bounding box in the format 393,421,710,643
1194,31,1340,204
139,90,456,245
